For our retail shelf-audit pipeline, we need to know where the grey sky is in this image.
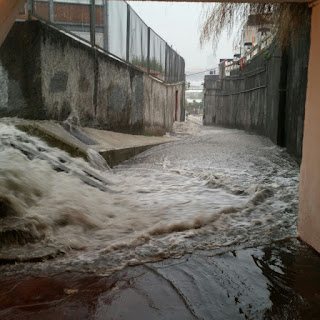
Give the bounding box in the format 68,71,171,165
128,1,234,71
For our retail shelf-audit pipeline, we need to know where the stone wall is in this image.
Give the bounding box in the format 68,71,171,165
0,21,184,135
204,14,310,162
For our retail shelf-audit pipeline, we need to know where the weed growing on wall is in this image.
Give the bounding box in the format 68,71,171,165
131,56,164,72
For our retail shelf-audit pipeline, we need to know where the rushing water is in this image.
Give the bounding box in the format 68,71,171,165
0,120,300,277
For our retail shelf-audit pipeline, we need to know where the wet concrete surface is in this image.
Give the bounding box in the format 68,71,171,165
1,238,320,320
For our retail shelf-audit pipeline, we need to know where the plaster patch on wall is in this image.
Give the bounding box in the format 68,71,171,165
50,71,69,93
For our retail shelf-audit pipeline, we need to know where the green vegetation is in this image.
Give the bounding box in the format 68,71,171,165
264,50,271,60
131,56,164,73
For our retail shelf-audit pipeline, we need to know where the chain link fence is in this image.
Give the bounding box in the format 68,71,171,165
31,0,184,83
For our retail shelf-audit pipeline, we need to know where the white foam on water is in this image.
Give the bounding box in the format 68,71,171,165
0,121,300,276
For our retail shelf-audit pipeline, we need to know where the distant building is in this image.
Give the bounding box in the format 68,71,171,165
16,0,108,50
239,14,273,55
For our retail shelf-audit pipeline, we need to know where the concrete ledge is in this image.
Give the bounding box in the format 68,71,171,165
16,121,88,159
8,119,176,167
100,144,161,168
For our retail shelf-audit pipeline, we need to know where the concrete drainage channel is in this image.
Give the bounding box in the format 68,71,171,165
10,120,177,169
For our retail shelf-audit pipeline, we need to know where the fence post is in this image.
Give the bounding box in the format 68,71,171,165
27,0,33,20
164,43,168,82
90,0,96,47
147,27,150,74
103,0,108,51
126,3,130,62
49,0,54,22
176,54,180,82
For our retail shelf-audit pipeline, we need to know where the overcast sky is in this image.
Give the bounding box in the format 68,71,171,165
128,1,234,71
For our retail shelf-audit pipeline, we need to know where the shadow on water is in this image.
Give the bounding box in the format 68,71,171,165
1,239,320,319
260,240,320,320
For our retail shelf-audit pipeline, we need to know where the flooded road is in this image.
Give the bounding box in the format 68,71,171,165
2,120,320,319
0,120,300,278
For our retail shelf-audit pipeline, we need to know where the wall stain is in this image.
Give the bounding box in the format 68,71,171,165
50,71,68,93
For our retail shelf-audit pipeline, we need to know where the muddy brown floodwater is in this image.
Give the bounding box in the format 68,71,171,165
1,120,320,319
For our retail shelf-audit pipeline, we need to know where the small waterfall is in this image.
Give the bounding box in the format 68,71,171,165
87,148,112,172
60,118,97,145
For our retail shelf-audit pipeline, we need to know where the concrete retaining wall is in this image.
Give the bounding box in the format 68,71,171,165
298,2,320,254
0,21,184,135
204,15,310,162
204,45,282,144
284,22,311,160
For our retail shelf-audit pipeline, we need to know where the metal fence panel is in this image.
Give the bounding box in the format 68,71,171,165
149,30,165,81
165,45,185,82
33,0,50,21
165,44,173,82
179,56,185,82
55,0,91,43
107,0,127,60
92,1,115,52
94,0,105,49
128,7,148,71
34,0,92,43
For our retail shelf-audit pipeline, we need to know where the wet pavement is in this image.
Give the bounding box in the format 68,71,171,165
1,239,320,319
